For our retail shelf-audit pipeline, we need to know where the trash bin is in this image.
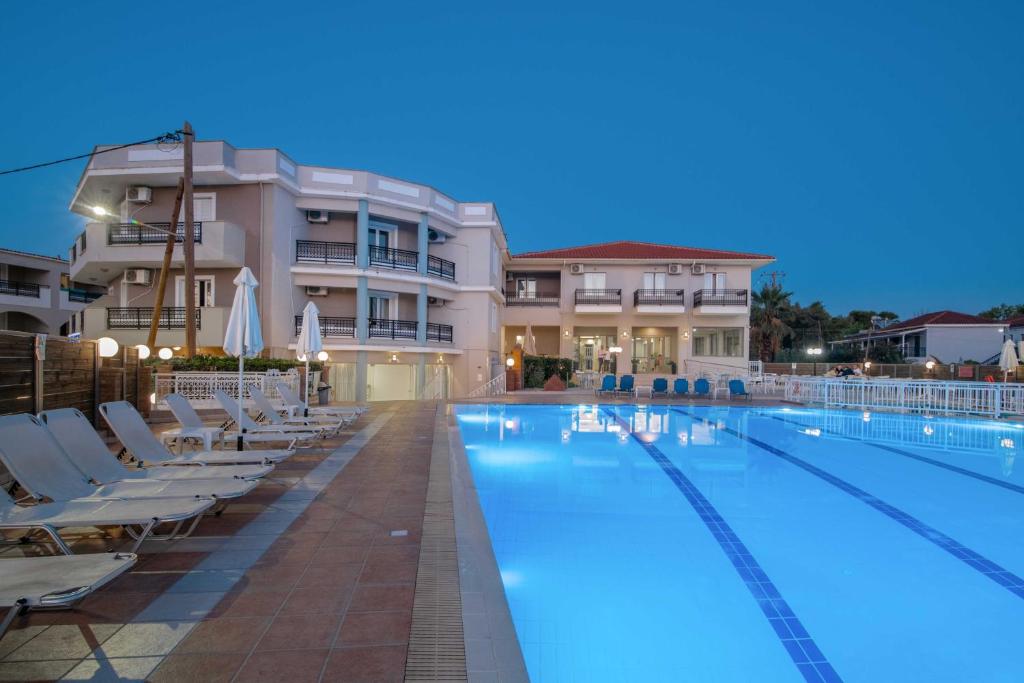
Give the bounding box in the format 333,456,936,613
317,383,331,405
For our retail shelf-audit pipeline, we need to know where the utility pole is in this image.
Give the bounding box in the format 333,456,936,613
182,121,196,357
146,178,185,350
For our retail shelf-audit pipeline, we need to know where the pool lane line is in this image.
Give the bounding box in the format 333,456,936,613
672,408,1024,603
601,408,842,683
763,413,1024,497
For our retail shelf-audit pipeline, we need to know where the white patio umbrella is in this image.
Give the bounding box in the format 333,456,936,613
295,301,323,416
524,323,537,355
999,338,1019,382
223,267,263,450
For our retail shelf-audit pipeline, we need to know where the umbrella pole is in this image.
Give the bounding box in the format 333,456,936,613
304,359,310,417
237,353,245,451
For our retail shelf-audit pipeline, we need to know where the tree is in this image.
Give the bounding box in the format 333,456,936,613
751,284,793,362
979,304,1024,320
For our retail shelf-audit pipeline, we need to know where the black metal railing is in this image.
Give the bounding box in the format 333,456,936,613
634,289,685,306
107,222,202,245
106,307,201,330
899,344,928,358
575,289,622,305
693,289,748,307
0,280,41,298
505,293,560,306
294,315,356,338
369,245,419,271
426,322,454,343
426,254,456,281
295,240,357,265
67,288,103,303
368,318,419,340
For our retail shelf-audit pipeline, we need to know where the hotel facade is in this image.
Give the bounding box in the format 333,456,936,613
67,139,772,400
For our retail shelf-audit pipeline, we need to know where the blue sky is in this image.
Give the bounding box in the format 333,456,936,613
1,1,1021,317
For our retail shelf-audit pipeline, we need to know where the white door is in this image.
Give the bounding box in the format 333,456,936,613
178,194,216,222
367,364,414,401
583,272,606,290
643,272,666,289
175,276,215,307
368,294,393,320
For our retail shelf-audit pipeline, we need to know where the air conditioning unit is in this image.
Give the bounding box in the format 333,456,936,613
305,286,329,296
123,269,151,285
306,210,329,223
427,296,442,306
690,263,706,275
569,263,585,275
126,186,152,203
427,229,447,244
668,263,684,275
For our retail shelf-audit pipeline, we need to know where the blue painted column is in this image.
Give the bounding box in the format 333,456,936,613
416,353,426,398
356,276,369,343
355,350,368,403
417,213,429,275
416,284,428,343
356,199,369,269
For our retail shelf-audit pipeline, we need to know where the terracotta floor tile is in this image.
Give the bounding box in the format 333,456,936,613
347,584,415,613
149,652,246,682
322,644,407,682
234,648,329,682
208,588,290,618
358,559,418,584
336,610,412,647
257,612,342,651
279,584,354,615
365,545,420,565
297,562,364,590
173,617,270,654
311,544,370,566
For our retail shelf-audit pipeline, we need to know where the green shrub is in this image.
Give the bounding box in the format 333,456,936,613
146,354,321,373
522,355,573,388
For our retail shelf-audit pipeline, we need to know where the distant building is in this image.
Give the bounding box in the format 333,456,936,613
829,310,1006,364
1004,315,1024,357
0,248,102,336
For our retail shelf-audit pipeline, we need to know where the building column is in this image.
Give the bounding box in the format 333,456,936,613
416,284,427,344
356,276,368,343
356,199,369,269
417,213,429,276
416,353,426,398
619,327,633,375
355,350,368,403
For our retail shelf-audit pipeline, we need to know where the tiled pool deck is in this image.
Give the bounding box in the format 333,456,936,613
0,392,791,682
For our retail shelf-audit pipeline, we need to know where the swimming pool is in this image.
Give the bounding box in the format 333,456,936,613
454,404,1024,683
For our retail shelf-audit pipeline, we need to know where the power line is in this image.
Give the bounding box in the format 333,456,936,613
0,130,184,177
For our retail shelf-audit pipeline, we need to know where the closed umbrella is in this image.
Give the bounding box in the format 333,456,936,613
524,323,536,355
999,338,1019,382
295,301,323,416
223,267,263,450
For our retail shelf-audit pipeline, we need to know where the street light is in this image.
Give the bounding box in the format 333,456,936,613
158,347,173,360
97,337,119,358
806,347,823,375
135,344,151,360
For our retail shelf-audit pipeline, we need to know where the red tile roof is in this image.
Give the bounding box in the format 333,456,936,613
883,310,1000,331
511,240,774,261
1004,314,1024,328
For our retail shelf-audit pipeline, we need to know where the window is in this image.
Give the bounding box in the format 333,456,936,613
583,272,606,290
368,220,396,248
368,292,395,320
692,327,743,357
491,241,500,279
175,276,215,307
703,272,726,291
642,272,666,290
489,301,497,333
178,193,217,222
515,277,536,298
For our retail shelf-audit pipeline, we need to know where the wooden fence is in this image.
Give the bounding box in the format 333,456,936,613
0,330,150,423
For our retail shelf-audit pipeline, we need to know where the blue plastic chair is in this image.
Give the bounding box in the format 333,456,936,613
694,378,711,397
729,379,752,400
595,374,616,395
672,378,689,396
618,375,635,396
650,378,668,397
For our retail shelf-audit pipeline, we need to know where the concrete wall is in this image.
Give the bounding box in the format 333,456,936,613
927,326,1005,364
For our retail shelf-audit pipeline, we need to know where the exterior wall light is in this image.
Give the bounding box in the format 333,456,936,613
317,351,329,362
609,346,623,354
158,347,173,360
864,361,872,369
506,357,515,367
135,344,151,360
97,337,119,358
925,360,936,370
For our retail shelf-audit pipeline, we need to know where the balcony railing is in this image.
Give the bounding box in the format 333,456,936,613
426,322,454,343
67,288,103,303
367,318,453,343
505,293,560,306
296,240,356,265
294,315,356,338
426,254,456,281
0,280,41,298
693,289,748,307
106,307,201,330
634,289,685,306
575,289,622,305
898,344,928,358
295,240,455,280
107,222,202,245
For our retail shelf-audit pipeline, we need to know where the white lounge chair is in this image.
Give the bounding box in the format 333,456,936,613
275,383,366,418
213,390,321,444
0,414,258,503
40,408,272,481
100,401,293,466
0,553,137,640
165,393,305,450
1,487,214,555
248,387,345,434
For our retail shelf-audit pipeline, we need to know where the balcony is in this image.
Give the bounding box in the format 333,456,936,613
505,293,560,307
634,289,686,314
295,240,456,281
0,279,41,298
0,279,50,310
368,318,453,343
693,288,748,314
106,307,201,330
86,306,226,349
294,315,356,338
574,289,622,313
70,221,245,283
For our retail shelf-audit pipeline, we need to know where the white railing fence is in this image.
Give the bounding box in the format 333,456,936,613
154,370,302,409
468,373,506,398
748,360,764,377
784,377,1024,418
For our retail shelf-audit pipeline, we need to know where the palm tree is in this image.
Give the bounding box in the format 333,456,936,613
751,284,793,362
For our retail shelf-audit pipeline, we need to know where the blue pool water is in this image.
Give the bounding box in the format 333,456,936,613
454,404,1024,683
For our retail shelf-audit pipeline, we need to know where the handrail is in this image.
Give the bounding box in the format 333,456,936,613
633,289,685,306
295,240,455,280
106,307,201,330
294,315,356,337
468,373,506,398
693,289,748,306
575,289,622,305
505,293,560,306
295,240,356,265
107,222,202,245
0,279,41,297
